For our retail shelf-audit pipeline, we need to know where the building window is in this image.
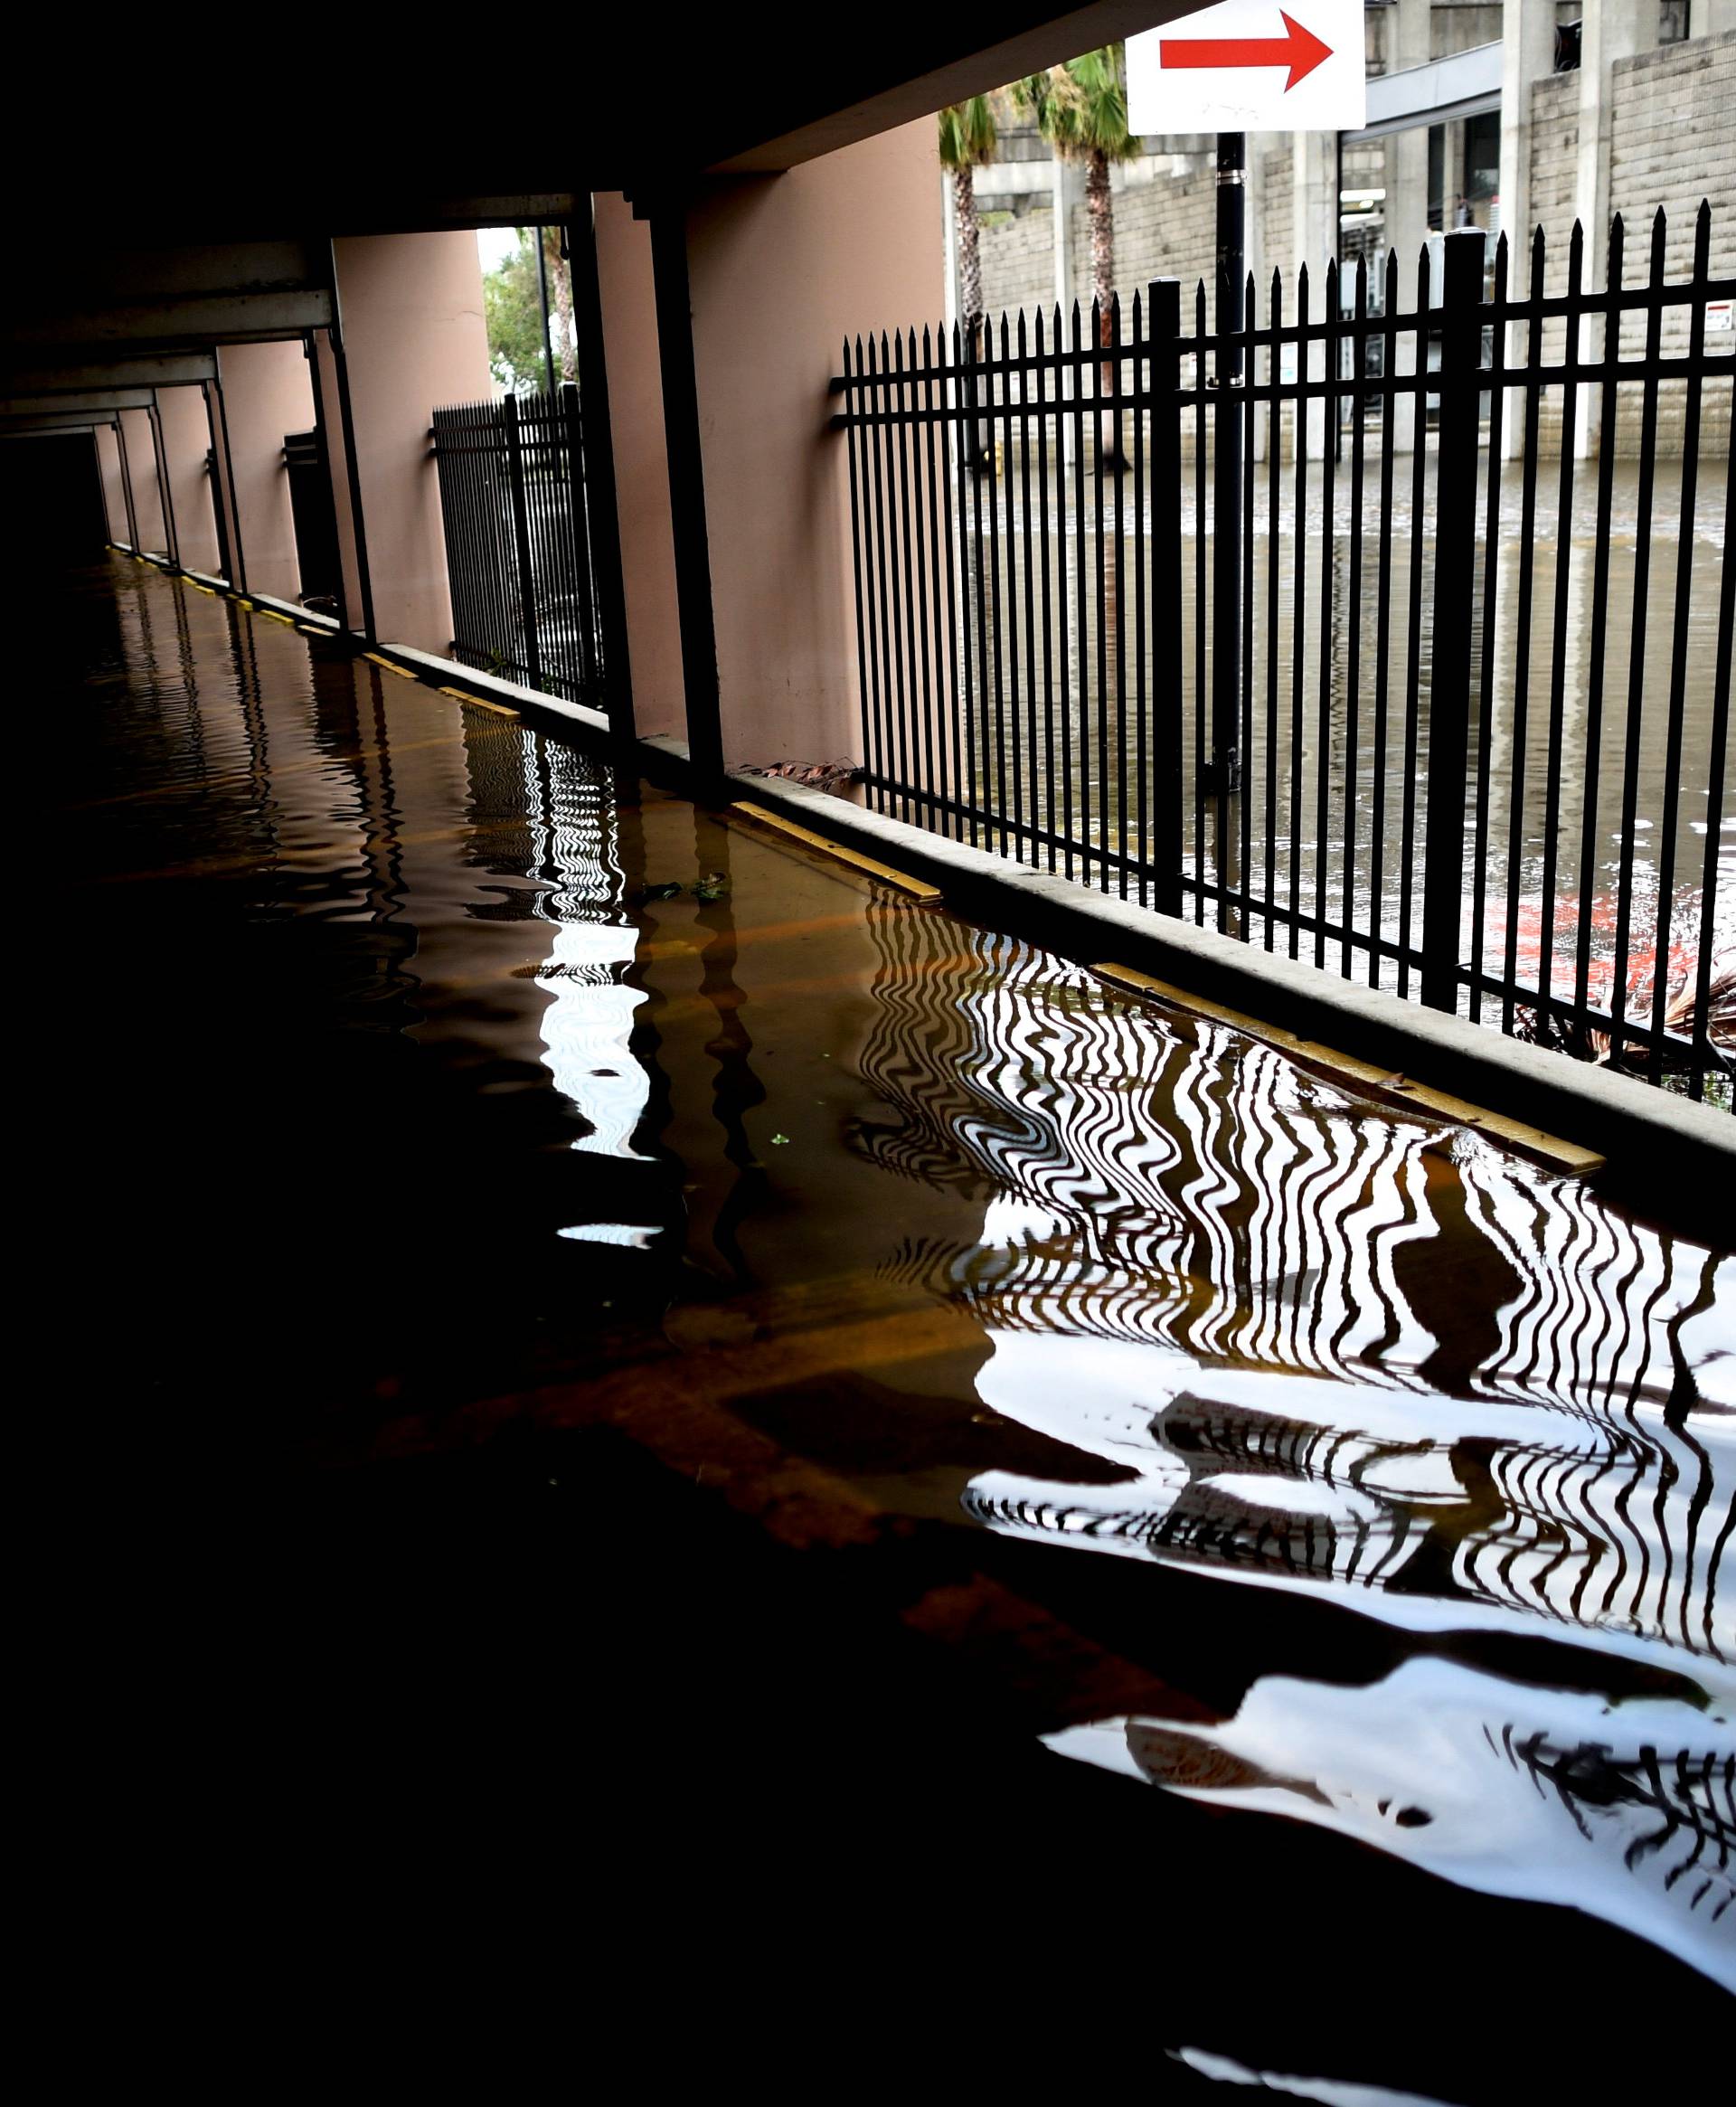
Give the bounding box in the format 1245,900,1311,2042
1660,2,1692,43
1554,20,1582,72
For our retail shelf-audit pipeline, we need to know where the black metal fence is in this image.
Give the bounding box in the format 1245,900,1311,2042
833,209,1734,1104
430,384,605,707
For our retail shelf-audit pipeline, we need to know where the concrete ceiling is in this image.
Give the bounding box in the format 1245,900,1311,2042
6,4,1197,392
9,5,1197,236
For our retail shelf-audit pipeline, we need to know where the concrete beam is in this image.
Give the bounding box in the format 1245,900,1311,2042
0,410,118,432
17,241,335,352
1,389,157,418
10,289,335,351
3,352,218,393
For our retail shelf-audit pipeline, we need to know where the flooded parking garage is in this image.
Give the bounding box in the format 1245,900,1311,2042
47,554,1731,2092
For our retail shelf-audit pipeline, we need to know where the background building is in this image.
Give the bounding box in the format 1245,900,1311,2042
964,0,1735,453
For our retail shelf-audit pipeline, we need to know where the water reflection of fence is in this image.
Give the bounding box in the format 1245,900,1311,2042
833,209,1733,1102
430,387,605,707
849,897,1733,1668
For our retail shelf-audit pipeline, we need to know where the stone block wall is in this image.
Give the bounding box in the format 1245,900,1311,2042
1610,29,1736,457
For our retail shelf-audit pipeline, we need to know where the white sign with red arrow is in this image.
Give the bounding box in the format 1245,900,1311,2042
1126,1,1366,135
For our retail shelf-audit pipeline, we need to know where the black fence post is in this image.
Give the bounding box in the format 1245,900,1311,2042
502,394,541,691
1206,130,1245,800
1421,230,1486,1013
1151,276,1184,915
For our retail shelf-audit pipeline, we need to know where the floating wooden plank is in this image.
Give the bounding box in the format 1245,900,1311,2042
730,801,943,902
1090,960,1605,1178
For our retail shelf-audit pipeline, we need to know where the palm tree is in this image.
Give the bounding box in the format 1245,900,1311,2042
1014,47,1141,462
938,96,997,358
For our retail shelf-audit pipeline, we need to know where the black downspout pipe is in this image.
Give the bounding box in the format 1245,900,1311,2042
113,414,140,551
566,204,637,749
534,225,557,401
326,243,377,643
646,199,723,782
148,391,181,570
211,358,248,593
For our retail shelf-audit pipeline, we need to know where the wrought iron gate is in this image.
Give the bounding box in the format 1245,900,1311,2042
430,384,605,708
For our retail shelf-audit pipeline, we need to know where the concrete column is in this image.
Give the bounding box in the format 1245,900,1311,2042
1575,0,1658,455
118,407,166,553
1293,129,1336,458
1388,0,1435,451
1245,132,1269,465
594,194,684,740
1053,155,1085,462
1498,0,1562,458
330,231,493,652
156,383,222,576
215,340,315,603
642,120,943,771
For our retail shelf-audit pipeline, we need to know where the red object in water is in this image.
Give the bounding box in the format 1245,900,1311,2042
1158,12,1334,92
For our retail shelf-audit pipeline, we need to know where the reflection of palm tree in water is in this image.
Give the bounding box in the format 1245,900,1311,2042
1053,1655,1735,1989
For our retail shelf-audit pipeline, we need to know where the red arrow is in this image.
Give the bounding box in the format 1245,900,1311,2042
1159,11,1333,91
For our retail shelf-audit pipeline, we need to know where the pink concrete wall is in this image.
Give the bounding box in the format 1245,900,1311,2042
156,384,222,576
593,196,684,738
216,340,315,603
118,408,166,553
685,120,944,768
95,422,126,543
332,231,493,651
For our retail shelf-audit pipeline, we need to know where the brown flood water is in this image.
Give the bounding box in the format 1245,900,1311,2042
46,555,1733,2086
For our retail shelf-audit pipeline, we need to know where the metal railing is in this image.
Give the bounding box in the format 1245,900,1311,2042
430,384,605,707
832,209,1734,1103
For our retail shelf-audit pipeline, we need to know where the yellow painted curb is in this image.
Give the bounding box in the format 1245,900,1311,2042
730,802,943,903
438,685,520,719
362,651,419,680
1090,960,1605,1178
